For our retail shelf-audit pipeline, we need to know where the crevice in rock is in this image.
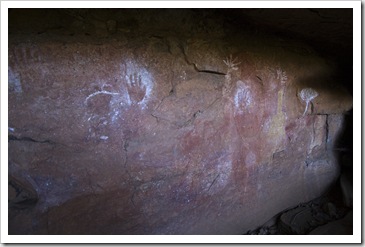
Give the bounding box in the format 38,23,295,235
308,9,338,20
325,114,329,150
180,110,203,127
122,138,144,221
8,135,56,145
179,43,226,76
207,173,220,192
151,93,174,124
150,73,177,124
8,177,39,210
123,138,143,217
123,138,130,178
198,69,226,76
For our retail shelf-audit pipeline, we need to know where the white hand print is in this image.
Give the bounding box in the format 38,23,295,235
126,72,147,104
122,60,154,110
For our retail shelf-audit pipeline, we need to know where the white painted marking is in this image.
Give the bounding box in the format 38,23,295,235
122,60,154,109
84,90,120,104
276,68,288,84
234,80,252,114
299,88,319,116
8,68,22,93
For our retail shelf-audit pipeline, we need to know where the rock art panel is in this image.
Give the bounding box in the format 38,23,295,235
122,60,154,109
8,10,353,235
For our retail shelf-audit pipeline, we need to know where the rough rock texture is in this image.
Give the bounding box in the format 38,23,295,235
245,181,352,235
8,9,352,234
310,211,353,235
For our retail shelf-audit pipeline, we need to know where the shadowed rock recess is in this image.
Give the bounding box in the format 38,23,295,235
8,9,352,235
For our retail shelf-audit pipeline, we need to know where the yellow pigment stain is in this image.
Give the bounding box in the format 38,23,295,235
268,88,286,152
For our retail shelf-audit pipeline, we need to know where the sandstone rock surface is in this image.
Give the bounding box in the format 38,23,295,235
309,211,353,235
8,9,352,235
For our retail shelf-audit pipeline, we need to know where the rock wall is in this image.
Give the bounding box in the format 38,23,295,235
8,9,352,234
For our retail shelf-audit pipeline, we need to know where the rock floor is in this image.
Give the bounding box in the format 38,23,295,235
244,179,353,235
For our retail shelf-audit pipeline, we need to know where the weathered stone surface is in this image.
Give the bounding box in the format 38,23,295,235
278,204,331,234
246,188,351,235
8,9,352,235
310,211,353,235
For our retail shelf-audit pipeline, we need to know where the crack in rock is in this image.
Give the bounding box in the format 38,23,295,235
179,43,226,76
8,135,56,144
